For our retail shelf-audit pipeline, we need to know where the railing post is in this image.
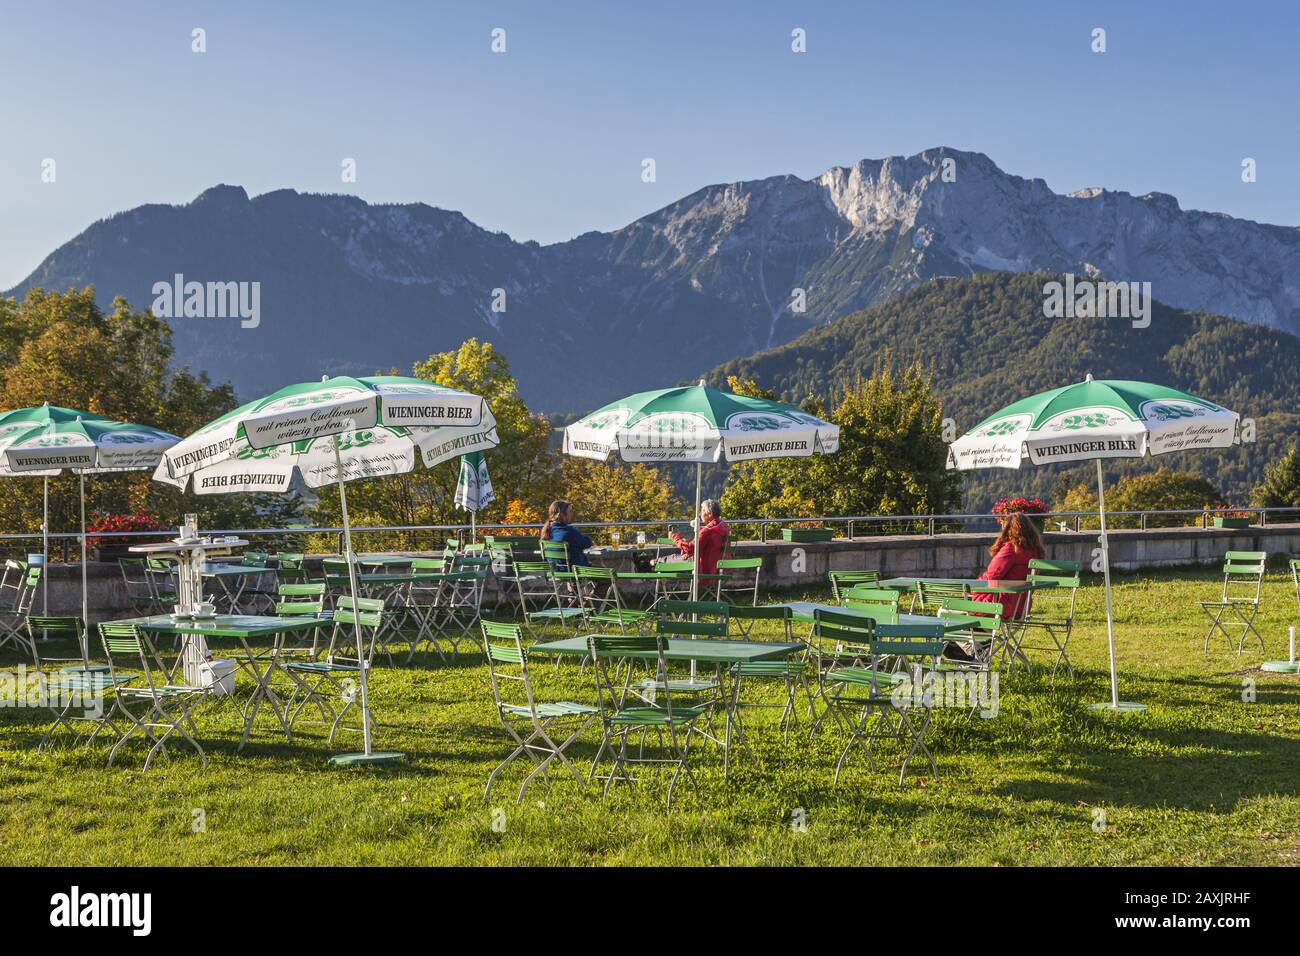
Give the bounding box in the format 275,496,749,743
847,519,854,540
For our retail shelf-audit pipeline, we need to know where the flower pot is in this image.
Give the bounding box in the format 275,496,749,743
782,528,836,542
1212,517,1251,529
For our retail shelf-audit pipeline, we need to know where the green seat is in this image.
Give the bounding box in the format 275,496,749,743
1200,551,1267,654
482,621,597,805
588,633,706,809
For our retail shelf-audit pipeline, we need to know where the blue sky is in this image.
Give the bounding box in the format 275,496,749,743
2,0,1297,288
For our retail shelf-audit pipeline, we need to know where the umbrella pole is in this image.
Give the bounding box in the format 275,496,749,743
690,461,702,681
79,472,89,666
328,434,403,766
42,476,49,615
1089,459,1146,713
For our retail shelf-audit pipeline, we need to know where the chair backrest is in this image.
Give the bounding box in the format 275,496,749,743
98,621,164,692
325,595,385,663
828,569,881,600
28,615,83,637
841,599,899,625
937,597,1000,635
541,539,571,570
243,550,269,566
117,556,149,585
840,586,899,605
872,622,946,659
276,582,326,616
726,603,793,640
1292,558,1300,603
588,633,677,718
656,601,728,638
917,580,969,610
1222,550,1267,601
812,607,876,657
481,621,537,716
1028,558,1081,576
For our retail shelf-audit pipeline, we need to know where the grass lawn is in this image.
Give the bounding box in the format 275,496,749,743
2,565,1299,866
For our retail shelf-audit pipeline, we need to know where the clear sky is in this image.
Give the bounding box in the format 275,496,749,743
2,0,1297,289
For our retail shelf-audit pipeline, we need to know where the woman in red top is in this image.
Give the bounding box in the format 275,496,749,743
668,499,730,577
971,511,1046,620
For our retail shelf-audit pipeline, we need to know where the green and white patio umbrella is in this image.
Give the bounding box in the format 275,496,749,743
564,380,840,600
947,375,1240,712
454,450,495,543
0,404,180,658
153,374,499,765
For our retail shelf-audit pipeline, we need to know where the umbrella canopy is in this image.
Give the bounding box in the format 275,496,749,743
154,375,499,765
1,405,178,475
947,375,1240,711
153,375,498,493
564,381,839,465
564,381,839,604
0,404,180,658
947,378,1238,471
454,450,495,513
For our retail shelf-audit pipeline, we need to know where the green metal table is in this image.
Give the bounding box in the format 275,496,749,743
875,577,1059,594
199,563,275,613
531,634,802,779
129,614,323,750
774,602,972,632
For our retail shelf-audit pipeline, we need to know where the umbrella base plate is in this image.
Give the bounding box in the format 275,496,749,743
1261,660,1300,673
1088,701,1147,713
328,751,406,767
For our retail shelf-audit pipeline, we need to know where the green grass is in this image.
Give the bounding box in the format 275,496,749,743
2,567,1299,866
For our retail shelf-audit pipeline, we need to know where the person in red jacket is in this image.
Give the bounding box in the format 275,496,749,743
668,499,730,577
972,511,1046,620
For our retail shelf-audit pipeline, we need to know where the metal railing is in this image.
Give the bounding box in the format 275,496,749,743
4,506,1298,561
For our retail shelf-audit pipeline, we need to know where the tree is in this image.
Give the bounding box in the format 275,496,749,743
722,356,962,528
1058,468,1221,529
0,287,245,540
1251,444,1300,510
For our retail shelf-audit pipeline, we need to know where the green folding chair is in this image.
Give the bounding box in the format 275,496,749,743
514,560,586,636
841,587,901,625
714,557,763,605
825,622,945,785
934,598,1001,722
651,560,695,605
916,579,970,615
807,607,887,738
727,605,809,742
587,632,706,810
634,603,727,756
828,569,881,602
99,621,208,770
33,616,129,751
1200,551,1267,653
0,565,41,659
575,565,654,633
283,595,383,742
1013,559,1082,677
481,621,598,804
117,557,159,614
274,583,330,657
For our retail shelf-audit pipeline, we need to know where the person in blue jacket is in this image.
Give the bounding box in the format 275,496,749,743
540,499,592,570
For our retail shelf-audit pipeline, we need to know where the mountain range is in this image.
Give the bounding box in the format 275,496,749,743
712,271,1300,506
7,147,1300,412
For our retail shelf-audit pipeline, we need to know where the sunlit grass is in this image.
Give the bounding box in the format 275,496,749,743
1,565,1298,866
